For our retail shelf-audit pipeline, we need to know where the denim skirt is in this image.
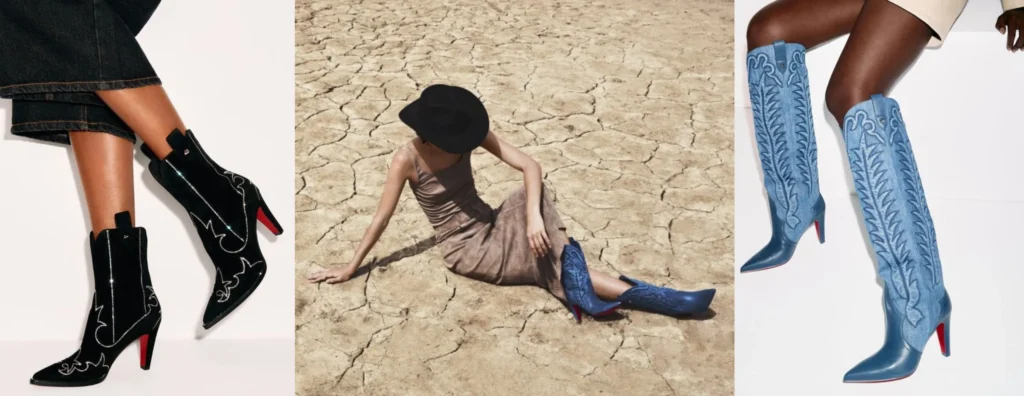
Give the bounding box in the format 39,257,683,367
0,0,163,144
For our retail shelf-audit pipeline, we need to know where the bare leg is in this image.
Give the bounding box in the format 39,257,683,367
824,0,933,120
589,269,630,300
69,132,135,235
95,85,187,159
746,0,864,51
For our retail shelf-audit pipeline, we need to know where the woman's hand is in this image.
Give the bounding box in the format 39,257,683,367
307,264,358,284
526,210,552,258
996,8,1024,52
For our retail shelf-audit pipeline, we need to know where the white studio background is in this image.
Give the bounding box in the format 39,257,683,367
0,0,294,394
735,1,1024,395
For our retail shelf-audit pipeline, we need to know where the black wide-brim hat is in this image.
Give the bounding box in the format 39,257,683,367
399,84,489,154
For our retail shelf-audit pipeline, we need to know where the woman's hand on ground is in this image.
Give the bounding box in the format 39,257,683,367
997,8,1024,52
307,265,358,284
526,211,552,258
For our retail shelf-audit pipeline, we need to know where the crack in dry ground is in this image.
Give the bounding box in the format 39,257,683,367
295,0,734,395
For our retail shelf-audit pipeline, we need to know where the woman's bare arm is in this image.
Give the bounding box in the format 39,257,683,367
307,148,413,284
479,131,552,256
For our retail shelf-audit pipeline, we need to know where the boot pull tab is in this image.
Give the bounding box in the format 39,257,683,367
772,40,787,70
166,129,190,156
114,211,133,232
870,94,887,126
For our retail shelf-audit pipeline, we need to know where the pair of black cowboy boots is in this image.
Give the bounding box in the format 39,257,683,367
30,130,283,387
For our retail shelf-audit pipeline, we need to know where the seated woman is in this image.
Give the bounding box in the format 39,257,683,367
307,84,715,321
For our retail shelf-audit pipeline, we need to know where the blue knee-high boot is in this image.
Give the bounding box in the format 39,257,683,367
561,238,621,322
841,95,952,383
742,41,826,273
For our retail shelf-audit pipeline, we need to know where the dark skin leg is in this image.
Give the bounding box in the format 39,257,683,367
746,0,932,120
824,0,933,120
746,0,864,51
95,85,187,159
69,132,135,236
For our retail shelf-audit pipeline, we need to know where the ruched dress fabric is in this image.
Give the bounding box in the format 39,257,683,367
405,145,570,301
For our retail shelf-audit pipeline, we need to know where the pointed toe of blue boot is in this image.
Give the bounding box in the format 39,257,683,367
616,276,715,316
740,198,825,273
740,243,795,273
843,289,952,383
842,346,922,383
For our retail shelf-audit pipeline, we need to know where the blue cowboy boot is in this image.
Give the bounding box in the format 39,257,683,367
615,276,715,316
561,238,621,322
841,95,952,383
742,41,826,273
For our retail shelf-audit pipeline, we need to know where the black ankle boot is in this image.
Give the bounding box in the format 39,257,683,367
141,129,283,329
31,212,162,387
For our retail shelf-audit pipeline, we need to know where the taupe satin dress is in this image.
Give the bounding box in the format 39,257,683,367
405,145,569,300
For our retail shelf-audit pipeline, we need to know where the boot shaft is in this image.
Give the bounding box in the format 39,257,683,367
86,212,160,349
142,130,261,253
747,41,821,241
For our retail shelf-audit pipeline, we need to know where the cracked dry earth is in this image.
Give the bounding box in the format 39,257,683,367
294,0,734,395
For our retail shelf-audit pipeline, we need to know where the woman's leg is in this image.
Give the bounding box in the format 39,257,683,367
589,269,630,300
95,85,187,159
746,0,864,51
69,131,135,233
824,0,933,121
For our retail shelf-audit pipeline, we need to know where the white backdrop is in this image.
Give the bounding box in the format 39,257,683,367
735,1,1024,394
0,0,294,394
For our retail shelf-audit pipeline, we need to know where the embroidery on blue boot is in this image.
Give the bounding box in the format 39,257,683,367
742,41,825,272
842,95,951,383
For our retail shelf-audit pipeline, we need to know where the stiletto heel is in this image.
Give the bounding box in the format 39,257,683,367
256,198,283,236
571,305,582,323
814,211,825,244
139,324,160,370
937,317,950,357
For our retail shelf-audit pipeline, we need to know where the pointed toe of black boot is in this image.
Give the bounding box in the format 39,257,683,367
202,258,268,329
30,358,107,387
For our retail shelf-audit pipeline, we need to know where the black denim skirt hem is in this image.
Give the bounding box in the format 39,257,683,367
1,0,163,145
10,96,142,145
0,76,162,99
